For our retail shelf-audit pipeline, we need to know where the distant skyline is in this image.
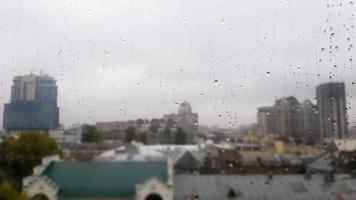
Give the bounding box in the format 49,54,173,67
0,0,355,129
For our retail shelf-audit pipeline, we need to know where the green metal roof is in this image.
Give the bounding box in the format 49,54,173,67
42,161,168,198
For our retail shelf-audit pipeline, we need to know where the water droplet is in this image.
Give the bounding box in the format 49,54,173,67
351,1,354,5
213,80,219,85
266,71,271,76
321,48,325,52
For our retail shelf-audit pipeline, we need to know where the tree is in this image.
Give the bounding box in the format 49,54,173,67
149,119,160,133
81,124,103,143
163,126,172,138
163,126,172,144
0,131,61,186
0,182,29,200
175,127,187,145
125,127,137,143
138,132,148,144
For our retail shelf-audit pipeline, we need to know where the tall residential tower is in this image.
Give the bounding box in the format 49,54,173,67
316,82,348,140
3,74,60,131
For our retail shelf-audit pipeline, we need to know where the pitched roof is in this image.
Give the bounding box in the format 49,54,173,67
174,174,356,200
42,161,168,198
173,151,201,171
307,153,338,172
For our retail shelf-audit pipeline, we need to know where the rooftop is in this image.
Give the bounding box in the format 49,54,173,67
174,174,356,200
42,161,168,198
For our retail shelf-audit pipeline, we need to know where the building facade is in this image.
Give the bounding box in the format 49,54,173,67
274,96,301,140
163,102,199,142
299,100,319,144
257,97,303,142
257,106,278,135
316,82,348,140
257,96,323,144
3,74,59,131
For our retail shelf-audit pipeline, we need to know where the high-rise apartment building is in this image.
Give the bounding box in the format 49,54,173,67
3,74,60,131
274,96,302,141
316,82,348,140
257,106,278,135
299,100,319,144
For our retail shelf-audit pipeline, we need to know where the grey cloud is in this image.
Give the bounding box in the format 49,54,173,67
0,0,355,128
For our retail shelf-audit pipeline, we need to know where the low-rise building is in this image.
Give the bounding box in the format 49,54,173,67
23,156,173,200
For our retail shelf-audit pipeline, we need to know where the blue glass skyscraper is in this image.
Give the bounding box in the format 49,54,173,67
3,74,59,131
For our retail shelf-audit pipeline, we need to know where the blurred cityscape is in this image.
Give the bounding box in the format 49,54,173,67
1,73,356,200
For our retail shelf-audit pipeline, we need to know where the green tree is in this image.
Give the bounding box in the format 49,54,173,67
81,124,103,143
163,126,172,138
125,127,137,143
163,126,172,144
0,131,61,186
0,182,29,200
175,127,187,145
149,119,160,133
138,132,148,144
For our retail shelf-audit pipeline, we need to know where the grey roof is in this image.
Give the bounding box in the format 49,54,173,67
307,153,338,172
174,174,356,200
234,143,260,148
190,151,205,164
279,154,303,166
167,150,205,165
241,153,281,166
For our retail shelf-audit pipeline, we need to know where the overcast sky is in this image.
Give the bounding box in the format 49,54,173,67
0,0,355,129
